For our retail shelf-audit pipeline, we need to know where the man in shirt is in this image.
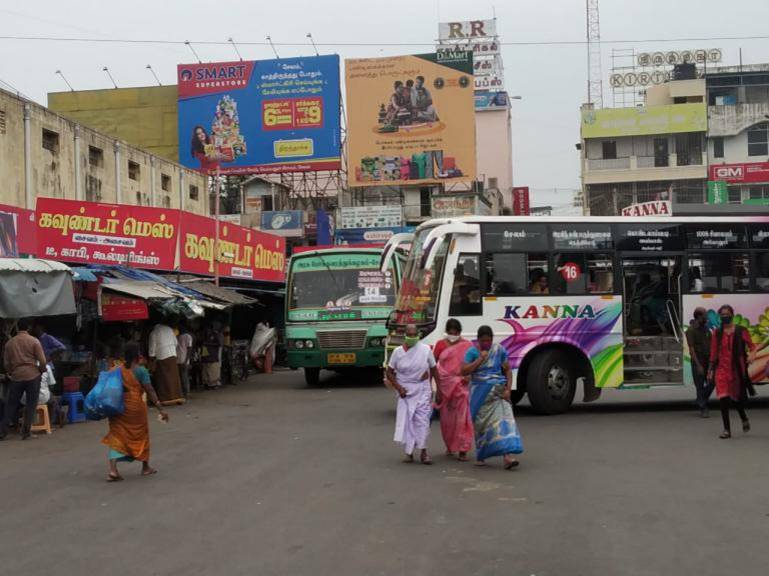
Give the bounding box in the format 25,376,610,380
686,307,714,417
148,320,184,405
176,323,193,399
1,318,47,440
32,322,66,363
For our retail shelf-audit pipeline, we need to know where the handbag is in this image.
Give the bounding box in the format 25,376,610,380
84,368,125,420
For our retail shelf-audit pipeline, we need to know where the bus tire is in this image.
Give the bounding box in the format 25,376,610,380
304,368,321,387
527,350,577,415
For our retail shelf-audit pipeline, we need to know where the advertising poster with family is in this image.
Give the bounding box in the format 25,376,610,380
177,55,341,175
345,53,476,186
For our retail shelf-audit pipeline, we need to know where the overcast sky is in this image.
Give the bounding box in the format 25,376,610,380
2,0,769,212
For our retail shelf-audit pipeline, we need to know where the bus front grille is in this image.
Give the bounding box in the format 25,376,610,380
317,330,368,349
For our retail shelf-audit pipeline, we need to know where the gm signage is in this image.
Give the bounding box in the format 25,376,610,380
709,162,769,184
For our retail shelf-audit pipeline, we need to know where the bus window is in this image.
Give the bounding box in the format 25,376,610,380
449,254,482,316
528,255,550,294
551,253,614,295
484,253,549,295
756,253,769,292
687,253,750,293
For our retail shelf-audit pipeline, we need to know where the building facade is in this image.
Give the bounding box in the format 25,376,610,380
581,77,708,215
0,88,207,214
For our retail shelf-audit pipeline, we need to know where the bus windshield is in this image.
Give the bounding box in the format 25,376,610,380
288,252,396,322
392,227,449,325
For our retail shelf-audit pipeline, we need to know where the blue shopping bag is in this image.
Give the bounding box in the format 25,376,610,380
84,368,125,420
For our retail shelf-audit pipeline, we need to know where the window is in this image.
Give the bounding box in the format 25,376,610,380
749,185,769,201
449,254,482,316
128,161,140,181
552,254,613,295
189,184,199,201
688,254,750,293
161,174,171,192
0,109,6,135
602,140,617,160
85,175,102,202
728,186,742,204
162,195,171,208
42,129,59,154
713,137,724,158
88,145,103,167
485,253,549,295
748,122,769,157
756,253,769,292
420,187,431,217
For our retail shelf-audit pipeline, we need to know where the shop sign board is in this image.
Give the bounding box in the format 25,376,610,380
709,162,769,184
339,206,403,229
99,292,149,322
35,198,180,270
581,103,707,138
620,200,672,217
260,210,304,237
177,55,341,175
179,212,286,282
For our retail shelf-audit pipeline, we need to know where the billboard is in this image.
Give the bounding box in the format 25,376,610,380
36,198,180,270
177,55,341,175
580,103,707,138
709,162,769,184
260,210,304,237
335,226,414,245
339,205,403,229
475,91,509,111
179,212,286,282
512,186,531,216
345,53,476,186
0,203,35,255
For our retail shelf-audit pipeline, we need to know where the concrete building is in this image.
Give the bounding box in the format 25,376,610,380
0,88,207,214
48,86,179,162
580,75,708,215
706,65,769,203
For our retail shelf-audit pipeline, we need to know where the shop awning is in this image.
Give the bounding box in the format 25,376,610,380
0,258,76,318
100,279,227,320
173,279,257,306
68,267,99,282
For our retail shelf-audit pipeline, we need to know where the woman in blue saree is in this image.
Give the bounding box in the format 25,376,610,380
462,325,523,469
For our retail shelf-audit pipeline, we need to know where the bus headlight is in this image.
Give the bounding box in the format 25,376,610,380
305,340,315,349
295,340,305,349
369,337,383,347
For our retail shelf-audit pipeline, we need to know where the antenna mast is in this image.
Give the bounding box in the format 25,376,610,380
586,0,603,108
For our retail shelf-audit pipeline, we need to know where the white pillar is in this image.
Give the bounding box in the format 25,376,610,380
150,156,157,207
114,141,122,203
179,169,185,211
74,124,83,200
23,103,32,209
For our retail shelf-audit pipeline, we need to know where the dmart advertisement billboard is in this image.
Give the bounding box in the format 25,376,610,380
345,53,476,186
177,55,341,175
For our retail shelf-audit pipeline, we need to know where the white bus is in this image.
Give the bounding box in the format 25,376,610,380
380,216,769,414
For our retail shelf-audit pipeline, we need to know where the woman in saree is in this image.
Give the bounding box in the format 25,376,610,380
433,319,474,461
462,325,523,469
102,343,169,482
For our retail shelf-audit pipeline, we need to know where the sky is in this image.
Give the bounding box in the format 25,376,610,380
1,0,769,213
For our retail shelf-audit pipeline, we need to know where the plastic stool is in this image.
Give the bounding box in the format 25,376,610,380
28,405,52,435
61,392,86,423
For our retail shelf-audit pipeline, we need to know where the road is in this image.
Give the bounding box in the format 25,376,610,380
2,369,769,576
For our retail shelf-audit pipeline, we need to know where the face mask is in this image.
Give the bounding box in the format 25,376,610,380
445,334,460,343
479,342,492,351
720,315,733,325
404,336,420,347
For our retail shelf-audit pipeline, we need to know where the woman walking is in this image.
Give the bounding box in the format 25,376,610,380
102,343,169,482
708,305,756,439
433,319,474,461
387,324,441,465
462,325,523,469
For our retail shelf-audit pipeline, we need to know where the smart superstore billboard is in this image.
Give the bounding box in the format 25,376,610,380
177,55,341,175
345,53,476,186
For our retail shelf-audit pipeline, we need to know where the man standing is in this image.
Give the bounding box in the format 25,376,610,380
686,307,713,417
176,323,193,399
1,318,47,440
386,324,441,465
148,320,184,405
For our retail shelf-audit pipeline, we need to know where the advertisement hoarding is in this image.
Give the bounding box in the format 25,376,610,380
438,19,497,40
709,162,769,184
339,205,403,229
335,226,414,245
512,186,530,216
179,212,286,282
345,53,476,187
0,203,36,255
581,103,707,138
475,91,509,111
260,210,304,237
431,194,478,218
35,198,180,270
707,181,729,204
177,55,341,175
99,292,149,322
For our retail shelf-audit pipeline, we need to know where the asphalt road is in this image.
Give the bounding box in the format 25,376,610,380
2,369,769,576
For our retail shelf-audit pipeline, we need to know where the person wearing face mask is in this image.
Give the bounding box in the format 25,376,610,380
686,307,714,417
462,325,523,469
708,305,757,439
386,324,441,464
432,319,474,462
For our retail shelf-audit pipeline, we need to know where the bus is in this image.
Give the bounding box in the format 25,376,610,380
286,246,403,386
380,216,769,414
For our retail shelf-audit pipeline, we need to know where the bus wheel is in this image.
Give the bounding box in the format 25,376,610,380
509,388,526,406
527,350,576,415
304,368,321,387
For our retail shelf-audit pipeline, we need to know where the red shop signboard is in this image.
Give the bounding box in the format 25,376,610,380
709,162,769,184
512,186,530,216
99,291,149,322
179,212,286,282
35,198,180,270
0,203,36,256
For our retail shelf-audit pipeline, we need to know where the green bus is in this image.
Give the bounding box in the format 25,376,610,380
285,246,403,386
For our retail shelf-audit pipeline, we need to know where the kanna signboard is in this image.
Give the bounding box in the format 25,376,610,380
36,198,179,270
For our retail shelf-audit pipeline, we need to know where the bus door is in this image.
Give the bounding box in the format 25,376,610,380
620,255,684,384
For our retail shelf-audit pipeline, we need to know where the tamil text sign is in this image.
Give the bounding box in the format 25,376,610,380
345,53,476,186
339,206,403,229
260,210,304,237
36,198,179,270
177,55,341,175
709,162,769,184
431,195,477,218
512,186,530,216
581,103,707,138
179,212,285,282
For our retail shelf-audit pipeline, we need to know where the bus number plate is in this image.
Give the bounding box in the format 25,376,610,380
328,353,356,364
